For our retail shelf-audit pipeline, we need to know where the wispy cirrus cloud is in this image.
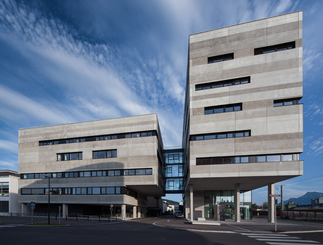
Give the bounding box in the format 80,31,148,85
0,140,17,153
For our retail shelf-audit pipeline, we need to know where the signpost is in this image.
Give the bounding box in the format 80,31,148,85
110,204,113,222
30,202,36,224
270,194,280,232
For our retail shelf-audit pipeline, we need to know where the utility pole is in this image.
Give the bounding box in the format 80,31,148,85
281,185,284,211
45,174,51,225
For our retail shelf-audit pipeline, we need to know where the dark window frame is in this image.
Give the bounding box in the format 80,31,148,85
196,77,250,91
196,154,294,165
254,41,295,55
39,130,157,146
205,103,242,115
57,152,82,161
191,130,250,141
93,150,117,159
274,98,301,107
208,53,234,64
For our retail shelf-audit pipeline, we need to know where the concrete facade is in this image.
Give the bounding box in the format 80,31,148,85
18,114,164,218
183,12,303,221
0,170,20,213
17,12,303,222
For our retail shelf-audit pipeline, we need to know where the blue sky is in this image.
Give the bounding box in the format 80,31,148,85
0,0,323,204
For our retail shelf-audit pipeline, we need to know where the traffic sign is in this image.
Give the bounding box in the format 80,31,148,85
30,202,36,210
270,194,281,197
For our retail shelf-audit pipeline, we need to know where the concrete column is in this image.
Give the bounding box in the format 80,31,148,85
190,185,194,221
142,207,146,218
137,207,141,218
62,204,68,218
21,203,28,214
133,206,137,219
235,184,241,222
268,184,275,223
121,204,126,220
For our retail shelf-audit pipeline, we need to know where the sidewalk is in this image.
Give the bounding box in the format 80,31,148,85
151,216,323,234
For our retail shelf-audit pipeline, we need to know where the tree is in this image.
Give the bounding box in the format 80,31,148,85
262,202,268,209
252,203,258,210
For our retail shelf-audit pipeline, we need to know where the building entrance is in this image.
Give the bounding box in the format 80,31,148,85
204,190,252,220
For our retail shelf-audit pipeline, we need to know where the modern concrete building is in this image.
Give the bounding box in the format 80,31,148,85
18,11,303,221
18,114,164,218
0,170,19,213
183,11,303,222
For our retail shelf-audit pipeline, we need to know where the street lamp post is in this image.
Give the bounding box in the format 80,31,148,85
45,174,51,225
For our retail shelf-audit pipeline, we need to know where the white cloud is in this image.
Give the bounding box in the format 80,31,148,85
0,140,17,153
0,160,17,170
0,84,76,125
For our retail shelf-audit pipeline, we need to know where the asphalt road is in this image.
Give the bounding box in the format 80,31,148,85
1,216,323,245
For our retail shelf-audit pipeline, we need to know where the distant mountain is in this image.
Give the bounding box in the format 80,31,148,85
283,192,323,205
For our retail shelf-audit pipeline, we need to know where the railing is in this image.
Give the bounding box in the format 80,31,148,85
281,210,323,221
0,212,119,222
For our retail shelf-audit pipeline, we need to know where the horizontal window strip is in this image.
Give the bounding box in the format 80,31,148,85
190,130,250,141
208,53,233,64
196,154,294,165
274,98,300,107
205,103,242,115
20,168,153,179
21,186,137,198
254,41,295,55
195,76,250,91
57,152,82,161
39,130,157,146
93,149,117,159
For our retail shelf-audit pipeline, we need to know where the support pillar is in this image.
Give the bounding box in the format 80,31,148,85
235,184,241,222
137,207,141,218
133,206,137,219
121,204,126,220
21,203,28,215
190,185,194,221
62,204,68,218
268,184,275,223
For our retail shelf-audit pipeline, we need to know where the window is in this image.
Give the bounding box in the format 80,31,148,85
267,155,281,162
57,152,82,161
191,130,250,141
92,187,100,195
282,154,293,161
274,98,300,107
0,182,9,196
196,77,250,91
205,103,242,115
146,169,152,175
197,154,296,165
136,169,146,175
40,131,156,146
21,168,153,180
254,41,295,55
208,53,233,64
107,187,115,195
93,150,117,159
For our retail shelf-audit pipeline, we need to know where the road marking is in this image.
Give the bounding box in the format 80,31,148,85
152,220,235,233
257,239,320,243
0,225,16,228
240,232,322,245
266,243,321,245
282,230,323,234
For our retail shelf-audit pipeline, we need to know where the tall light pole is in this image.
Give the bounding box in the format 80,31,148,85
277,185,285,211
45,174,51,225
281,185,284,211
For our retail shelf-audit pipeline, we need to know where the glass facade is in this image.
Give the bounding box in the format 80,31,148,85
0,182,9,197
204,190,252,220
164,150,185,192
